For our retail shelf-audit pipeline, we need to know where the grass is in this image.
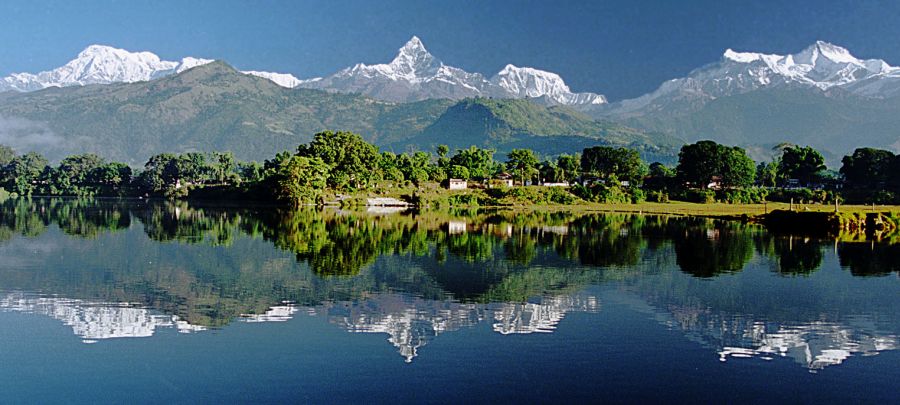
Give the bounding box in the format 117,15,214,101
332,182,900,220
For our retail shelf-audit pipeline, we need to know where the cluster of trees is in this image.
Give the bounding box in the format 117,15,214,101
0,146,133,196
840,147,900,202
3,131,900,205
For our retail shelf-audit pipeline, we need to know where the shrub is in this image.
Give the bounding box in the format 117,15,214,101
631,188,646,204
646,190,669,203
677,189,716,204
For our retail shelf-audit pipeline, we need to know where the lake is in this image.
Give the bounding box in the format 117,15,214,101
0,198,898,403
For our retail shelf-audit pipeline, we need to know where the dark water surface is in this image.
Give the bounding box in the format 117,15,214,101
0,198,898,403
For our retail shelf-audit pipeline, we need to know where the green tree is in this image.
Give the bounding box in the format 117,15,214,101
90,162,132,187
756,161,778,188
213,152,237,184
676,141,723,188
505,148,539,185
581,146,647,186
677,141,755,189
2,152,49,195
779,145,826,186
556,154,580,183
297,131,380,190
840,148,894,190
447,165,470,180
0,145,14,167
55,153,106,194
275,156,329,206
720,146,756,188
449,146,495,180
645,162,675,191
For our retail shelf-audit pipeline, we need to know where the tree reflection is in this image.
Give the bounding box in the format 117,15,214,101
672,220,755,278
838,242,900,277
772,236,823,276
3,198,897,329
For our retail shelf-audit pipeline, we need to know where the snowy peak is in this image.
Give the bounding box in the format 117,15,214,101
43,44,178,86
388,36,442,78
717,41,899,91
301,36,607,105
243,70,306,88
492,64,570,96
797,41,859,65
0,44,307,92
491,64,606,105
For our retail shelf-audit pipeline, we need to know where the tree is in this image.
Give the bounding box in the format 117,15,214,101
676,141,723,188
238,161,265,183
1,152,48,195
756,161,778,188
378,152,404,182
213,152,237,184
539,161,562,183
297,131,379,190
55,153,106,194
275,156,328,206
779,146,825,186
581,146,647,186
449,146,495,180
645,162,675,191
505,148,539,185
556,154,580,183
90,162,132,187
0,144,14,167
676,141,755,189
720,146,756,188
840,148,894,190
447,165,470,180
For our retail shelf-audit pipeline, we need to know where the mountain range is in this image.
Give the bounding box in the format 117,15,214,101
0,61,672,164
589,41,900,162
1,38,899,164
0,37,606,107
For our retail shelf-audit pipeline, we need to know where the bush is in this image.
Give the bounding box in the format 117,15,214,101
677,189,716,204
646,190,669,203
630,189,646,204
721,188,768,204
767,188,830,204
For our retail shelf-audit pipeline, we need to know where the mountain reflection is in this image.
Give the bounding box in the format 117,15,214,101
0,292,205,343
0,198,898,367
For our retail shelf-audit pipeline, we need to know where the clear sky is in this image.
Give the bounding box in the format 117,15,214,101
1,0,899,100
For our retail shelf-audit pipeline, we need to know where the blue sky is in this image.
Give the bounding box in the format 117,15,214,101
1,0,899,100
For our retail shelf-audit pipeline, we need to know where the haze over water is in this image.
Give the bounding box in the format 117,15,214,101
0,198,898,403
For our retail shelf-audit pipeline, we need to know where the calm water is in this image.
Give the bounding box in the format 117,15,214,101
0,198,898,403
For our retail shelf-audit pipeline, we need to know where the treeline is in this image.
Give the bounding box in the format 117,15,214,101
1,133,899,205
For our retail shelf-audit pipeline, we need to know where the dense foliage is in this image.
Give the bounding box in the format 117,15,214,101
0,133,897,205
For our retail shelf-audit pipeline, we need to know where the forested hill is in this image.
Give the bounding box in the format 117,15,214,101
0,62,679,164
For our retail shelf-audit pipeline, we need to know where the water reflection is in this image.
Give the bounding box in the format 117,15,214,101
316,292,599,362
0,198,898,369
0,292,205,343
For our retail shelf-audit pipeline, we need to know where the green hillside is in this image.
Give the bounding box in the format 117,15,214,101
609,86,900,164
392,98,681,160
0,62,678,164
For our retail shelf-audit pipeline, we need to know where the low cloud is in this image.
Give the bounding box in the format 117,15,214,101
0,115,63,153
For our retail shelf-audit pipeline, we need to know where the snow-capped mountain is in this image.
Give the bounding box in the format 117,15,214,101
241,70,307,88
0,45,297,92
299,36,606,105
491,64,607,105
601,41,900,117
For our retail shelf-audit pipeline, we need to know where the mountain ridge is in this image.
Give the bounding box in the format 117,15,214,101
0,62,667,164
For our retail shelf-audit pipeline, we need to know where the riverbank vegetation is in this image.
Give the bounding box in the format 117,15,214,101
2,132,900,210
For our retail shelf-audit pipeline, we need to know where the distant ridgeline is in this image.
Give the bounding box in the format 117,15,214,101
3,40,900,168
0,61,678,165
1,131,900,207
